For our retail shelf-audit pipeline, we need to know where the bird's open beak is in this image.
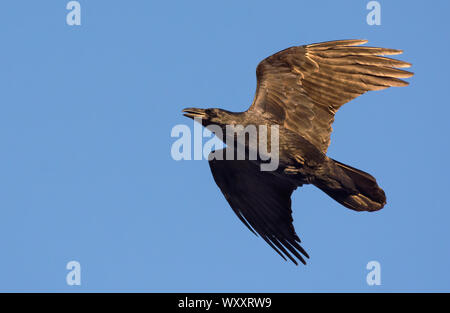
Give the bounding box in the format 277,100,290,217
182,108,206,119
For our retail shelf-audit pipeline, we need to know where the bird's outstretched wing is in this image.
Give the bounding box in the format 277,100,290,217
208,148,308,265
249,39,413,153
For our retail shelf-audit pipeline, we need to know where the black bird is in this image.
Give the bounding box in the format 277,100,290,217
182,40,413,265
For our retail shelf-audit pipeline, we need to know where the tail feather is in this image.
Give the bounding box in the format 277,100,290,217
317,159,386,212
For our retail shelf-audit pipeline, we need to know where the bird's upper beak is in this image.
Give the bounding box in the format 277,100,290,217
182,108,206,119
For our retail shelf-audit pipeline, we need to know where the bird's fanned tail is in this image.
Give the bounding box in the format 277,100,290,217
315,159,386,212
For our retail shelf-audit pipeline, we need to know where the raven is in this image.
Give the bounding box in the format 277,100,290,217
182,40,413,265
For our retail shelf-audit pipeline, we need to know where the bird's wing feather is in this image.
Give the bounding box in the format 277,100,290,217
249,39,413,153
208,148,308,265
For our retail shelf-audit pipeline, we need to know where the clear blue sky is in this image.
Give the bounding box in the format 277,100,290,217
0,0,449,292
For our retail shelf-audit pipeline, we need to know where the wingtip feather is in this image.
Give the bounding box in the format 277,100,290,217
307,39,369,49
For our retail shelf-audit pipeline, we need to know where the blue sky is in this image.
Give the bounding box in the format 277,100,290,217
0,0,449,292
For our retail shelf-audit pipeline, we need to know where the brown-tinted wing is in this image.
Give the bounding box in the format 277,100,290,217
208,148,308,265
249,39,413,153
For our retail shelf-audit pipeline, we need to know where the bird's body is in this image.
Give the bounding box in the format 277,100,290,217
182,39,413,265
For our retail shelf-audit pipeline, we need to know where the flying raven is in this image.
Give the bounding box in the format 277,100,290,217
182,40,413,265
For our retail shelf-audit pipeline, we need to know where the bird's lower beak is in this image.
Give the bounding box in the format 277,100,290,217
182,108,206,119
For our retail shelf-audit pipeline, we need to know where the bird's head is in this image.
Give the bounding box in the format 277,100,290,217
182,107,229,127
